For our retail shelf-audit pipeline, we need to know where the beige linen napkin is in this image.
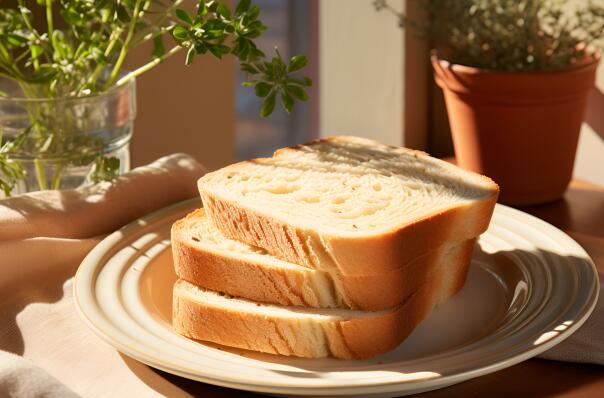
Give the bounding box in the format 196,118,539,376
0,153,205,398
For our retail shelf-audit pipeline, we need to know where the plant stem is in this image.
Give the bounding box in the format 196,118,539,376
131,0,185,47
31,50,39,71
46,0,54,39
87,28,125,88
34,158,47,190
104,0,144,89
17,1,36,34
116,45,182,86
51,162,64,189
132,26,170,48
104,28,124,58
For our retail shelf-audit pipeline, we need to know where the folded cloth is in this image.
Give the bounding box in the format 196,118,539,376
0,153,205,241
538,282,604,364
0,352,79,398
0,153,206,398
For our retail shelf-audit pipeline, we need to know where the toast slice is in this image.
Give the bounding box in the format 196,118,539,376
172,208,475,310
172,251,466,360
198,136,498,276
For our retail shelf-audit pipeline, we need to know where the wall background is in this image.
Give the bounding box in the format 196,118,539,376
125,44,235,171
574,63,604,185
318,0,405,146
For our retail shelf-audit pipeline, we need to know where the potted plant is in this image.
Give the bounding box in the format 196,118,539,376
376,0,604,205
0,0,311,196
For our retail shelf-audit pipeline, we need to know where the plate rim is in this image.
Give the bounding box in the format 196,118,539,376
73,198,600,396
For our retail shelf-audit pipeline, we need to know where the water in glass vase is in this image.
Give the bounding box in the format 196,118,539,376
0,78,136,197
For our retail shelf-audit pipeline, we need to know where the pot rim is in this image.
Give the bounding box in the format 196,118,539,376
431,50,601,76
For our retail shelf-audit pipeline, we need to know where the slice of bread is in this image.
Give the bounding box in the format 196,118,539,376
198,135,498,276
172,208,475,310
172,251,465,360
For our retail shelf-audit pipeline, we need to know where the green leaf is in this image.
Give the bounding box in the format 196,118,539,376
288,54,308,72
51,30,71,60
175,9,193,25
152,36,165,58
0,130,26,196
172,26,189,40
261,92,276,117
289,76,313,87
240,62,258,74
246,20,265,33
185,46,195,65
286,84,309,101
216,2,231,19
27,65,57,83
207,44,224,59
0,42,9,61
116,5,131,23
255,61,269,73
3,34,27,47
195,43,208,54
235,0,251,16
30,44,43,59
254,82,271,97
197,2,208,17
203,18,227,31
62,7,83,25
249,45,264,59
234,38,251,60
91,156,120,183
219,44,232,53
207,1,219,13
281,92,294,113
248,5,260,20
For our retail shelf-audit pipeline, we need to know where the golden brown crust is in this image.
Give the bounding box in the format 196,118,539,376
339,238,475,310
200,188,495,277
172,209,477,310
324,196,496,275
172,246,469,360
198,136,498,277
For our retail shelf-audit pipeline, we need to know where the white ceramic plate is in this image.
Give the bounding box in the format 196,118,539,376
74,199,599,397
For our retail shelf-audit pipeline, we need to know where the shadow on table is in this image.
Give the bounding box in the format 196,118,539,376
120,353,262,397
416,358,604,398
0,238,92,355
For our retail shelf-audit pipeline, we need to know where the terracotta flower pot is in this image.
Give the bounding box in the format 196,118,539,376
432,54,599,205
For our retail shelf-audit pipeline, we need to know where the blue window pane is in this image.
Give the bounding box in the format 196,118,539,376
235,0,316,160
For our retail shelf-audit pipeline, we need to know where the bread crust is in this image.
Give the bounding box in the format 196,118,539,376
198,136,498,276
173,209,476,310
172,249,469,360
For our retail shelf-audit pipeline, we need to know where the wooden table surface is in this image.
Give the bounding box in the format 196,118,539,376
151,180,604,397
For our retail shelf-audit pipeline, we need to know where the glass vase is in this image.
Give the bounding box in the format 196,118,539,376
0,78,136,197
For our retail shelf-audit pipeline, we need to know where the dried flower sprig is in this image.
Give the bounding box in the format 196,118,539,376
375,0,604,71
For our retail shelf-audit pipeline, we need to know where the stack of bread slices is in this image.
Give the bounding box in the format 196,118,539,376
171,136,499,359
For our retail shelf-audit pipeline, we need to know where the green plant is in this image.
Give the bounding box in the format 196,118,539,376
375,0,604,71
0,0,311,195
